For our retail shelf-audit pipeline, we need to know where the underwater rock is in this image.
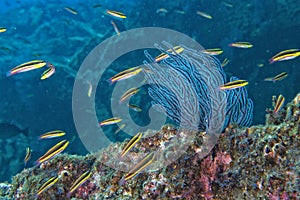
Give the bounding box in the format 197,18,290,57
0,94,299,199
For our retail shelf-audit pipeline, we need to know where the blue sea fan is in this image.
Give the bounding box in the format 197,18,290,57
143,43,253,132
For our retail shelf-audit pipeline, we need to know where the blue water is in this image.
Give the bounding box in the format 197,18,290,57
0,0,299,182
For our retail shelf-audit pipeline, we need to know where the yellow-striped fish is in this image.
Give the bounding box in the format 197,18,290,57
269,49,300,64
39,130,66,140
202,48,223,56
109,67,142,84
99,117,122,126
219,80,248,90
128,104,142,112
36,177,58,197
196,11,212,19
124,152,155,180
155,46,184,62
115,124,126,134
7,60,47,76
121,132,142,157
221,58,230,67
229,42,253,49
24,147,32,165
120,87,139,103
40,63,55,80
67,171,92,198
64,7,78,15
274,94,285,113
0,27,6,33
264,72,288,82
106,9,127,19
111,20,120,36
36,140,69,165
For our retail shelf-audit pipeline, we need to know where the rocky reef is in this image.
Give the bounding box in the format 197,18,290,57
0,94,299,199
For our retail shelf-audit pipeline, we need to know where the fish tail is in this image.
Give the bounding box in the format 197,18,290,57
6,71,13,77
107,78,114,85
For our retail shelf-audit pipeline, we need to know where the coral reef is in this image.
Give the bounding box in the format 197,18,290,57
0,93,298,199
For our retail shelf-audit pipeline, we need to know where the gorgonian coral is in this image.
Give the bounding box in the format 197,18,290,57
143,43,253,133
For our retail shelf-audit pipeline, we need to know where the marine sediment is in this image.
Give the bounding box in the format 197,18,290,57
0,93,299,199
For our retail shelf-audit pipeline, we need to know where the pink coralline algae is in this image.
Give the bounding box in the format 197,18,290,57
200,151,232,199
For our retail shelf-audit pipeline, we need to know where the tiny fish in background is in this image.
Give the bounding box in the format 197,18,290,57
156,8,168,15
99,117,122,126
111,20,120,36
36,177,58,197
155,46,184,62
221,58,230,67
109,67,142,84
0,27,6,33
196,11,212,19
40,63,55,80
274,94,285,113
92,4,101,8
222,1,233,7
115,124,126,134
24,147,32,165
67,171,92,198
121,132,142,157
6,60,47,77
124,152,155,180
120,87,139,103
219,79,248,90
64,7,78,15
229,42,253,48
87,81,93,97
174,10,185,14
202,48,223,56
264,72,288,82
257,63,264,67
0,122,28,139
39,130,65,140
0,46,11,51
269,49,300,64
128,104,142,112
106,9,127,19
36,140,69,165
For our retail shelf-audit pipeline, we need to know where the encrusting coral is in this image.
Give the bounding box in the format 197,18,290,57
1,94,299,200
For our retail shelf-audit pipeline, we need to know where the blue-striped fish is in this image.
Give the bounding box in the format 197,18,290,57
36,140,69,165
121,132,142,157
99,117,122,126
36,177,58,197
40,63,55,80
120,88,139,103
24,147,32,165
269,49,300,64
106,9,126,19
7,60,47,77
264,72,288,82
67,171,92,198
229,42,253,49
39,130,65,140
274,94,285,113
219,80,248,90
124,152,155,180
